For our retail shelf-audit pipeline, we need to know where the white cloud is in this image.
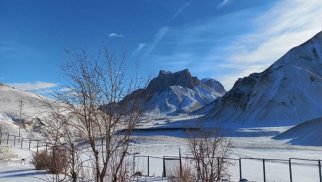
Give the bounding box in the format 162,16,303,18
143,26,170,57
108,33,123,38
134,43,146,53
130,43,147,59
7,81,58,91
141,0,322,90
217,0,230,8
170,2,190,21
58,87,72,92
221,0,322,89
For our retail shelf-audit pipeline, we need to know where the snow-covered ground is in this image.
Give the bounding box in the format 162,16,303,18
129,132,322,181
1,114,322,182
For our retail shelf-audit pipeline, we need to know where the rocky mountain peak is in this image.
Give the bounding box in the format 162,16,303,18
146,69,200,93
117,69,225,114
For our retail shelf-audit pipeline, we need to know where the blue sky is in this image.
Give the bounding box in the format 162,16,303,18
1,0,322,91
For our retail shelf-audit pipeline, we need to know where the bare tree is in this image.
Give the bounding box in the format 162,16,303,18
40,109,86,182
43,48,142,182
186,128,232,182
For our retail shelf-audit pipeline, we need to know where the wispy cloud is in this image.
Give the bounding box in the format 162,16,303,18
170,2,190,21
108,33,123,38
143,26,170,57
141,0,322,90
219,0,322,88
7,81,58,91
217,0,230,8
134,43,146,53
130,43,146,59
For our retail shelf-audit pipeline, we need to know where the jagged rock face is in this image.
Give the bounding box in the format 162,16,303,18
206,31,322,127
119,69,225,115
146,69,200,93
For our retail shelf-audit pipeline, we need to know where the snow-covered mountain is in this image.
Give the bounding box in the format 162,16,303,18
205,31,322,127
274,117,322,146
119,69,225,115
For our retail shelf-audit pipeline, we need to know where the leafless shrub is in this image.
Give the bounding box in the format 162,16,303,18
170,163,195,182
31,146,68,175
179,163,195,182
31,150,49,170
48,146,69,174
187,128,232,182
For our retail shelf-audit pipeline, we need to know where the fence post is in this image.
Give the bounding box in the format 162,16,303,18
289,158,293,182
163,156,166,177
179,149,182,179
132,156,136,176
147,156,150,176
29,139,31,150
319,160,322,182
13,135,16,146
263,159,266,182
239,158,242,181
21,138,23,148
0,131,2,145
217,157,220,180
36,140,39,153
6,133,9,144
45,142,48,150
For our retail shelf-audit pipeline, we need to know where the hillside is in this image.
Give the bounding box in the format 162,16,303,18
0,84,51,133
274,117,322,146
204,31,322,127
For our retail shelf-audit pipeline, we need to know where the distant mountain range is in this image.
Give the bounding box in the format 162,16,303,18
1,31,321,141
204,31,322,127
118,69,226,115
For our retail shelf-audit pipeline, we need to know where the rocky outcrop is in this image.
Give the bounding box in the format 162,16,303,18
146,69,200,93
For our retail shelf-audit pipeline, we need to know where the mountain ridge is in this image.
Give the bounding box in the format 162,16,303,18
118,69,225,114
204,31,322,127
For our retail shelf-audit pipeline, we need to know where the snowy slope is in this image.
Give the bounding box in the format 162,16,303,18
274,117,322,146
205,31,322,127
119,69,225,115
0,84,52,133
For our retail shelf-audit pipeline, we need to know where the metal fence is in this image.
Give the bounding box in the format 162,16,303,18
0,130,50,152
133,155,322,182
1,130,322,181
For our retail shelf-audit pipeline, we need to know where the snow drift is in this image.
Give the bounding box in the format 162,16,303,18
274,117,322,146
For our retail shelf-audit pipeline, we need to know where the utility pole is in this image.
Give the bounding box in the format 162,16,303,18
19,100,23,141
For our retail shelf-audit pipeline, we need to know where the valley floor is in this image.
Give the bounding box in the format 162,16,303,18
0,115,322,181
